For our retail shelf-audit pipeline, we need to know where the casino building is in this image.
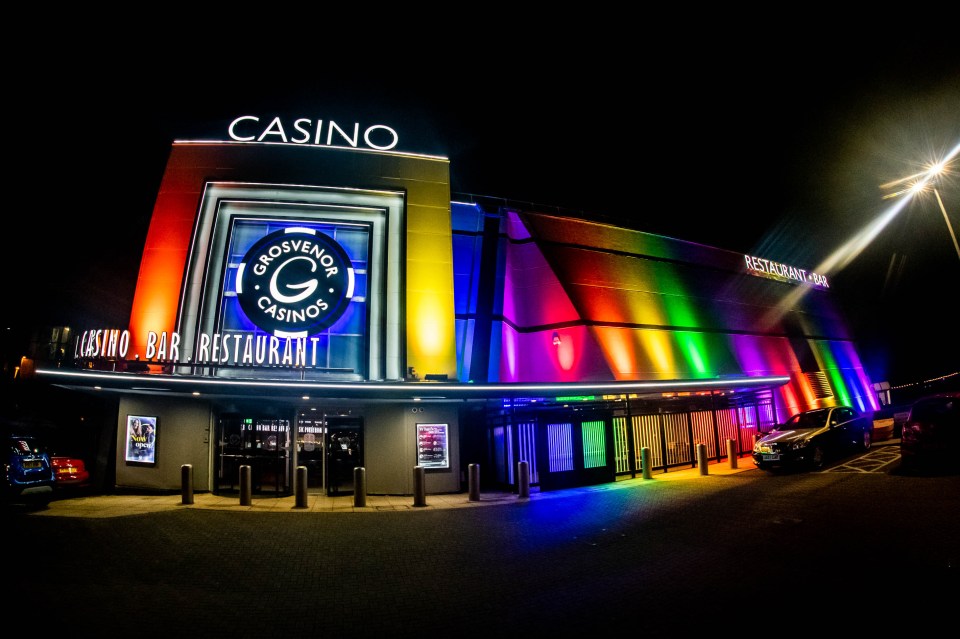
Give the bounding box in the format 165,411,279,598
38,119,879,497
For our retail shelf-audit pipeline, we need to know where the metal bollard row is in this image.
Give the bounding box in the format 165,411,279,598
697,443,709,475
468,463,480,501
354,467,366,507
240,464,252,505
295,465,308,508
413,465,427,507
727,438,738,469
517,460,530,499
181,464,194,505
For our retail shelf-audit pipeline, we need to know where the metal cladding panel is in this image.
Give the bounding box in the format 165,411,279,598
127,142,452,382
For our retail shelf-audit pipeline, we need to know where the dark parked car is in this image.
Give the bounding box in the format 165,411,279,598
753,405,872,470
900,392,960,473
4,433,56,504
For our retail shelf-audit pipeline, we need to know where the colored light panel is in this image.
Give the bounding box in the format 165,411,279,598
547,423,574,472
501,324,519,381
581,420,606,469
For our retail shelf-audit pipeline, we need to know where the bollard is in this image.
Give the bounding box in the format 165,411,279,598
641,447,653,480
181,464,194,505
413,465,427,507
354,467,367,507
295,465,308,508
468,463,480,501
240,464,252,506
697,443,709,475
517,460,530,499
727,438,738,469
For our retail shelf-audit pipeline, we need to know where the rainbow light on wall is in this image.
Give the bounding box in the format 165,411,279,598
128,165,197,359
450,206,878,417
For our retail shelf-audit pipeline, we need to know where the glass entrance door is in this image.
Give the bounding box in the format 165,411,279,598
216,414,291,495
296,413,326,491
326,417,363,496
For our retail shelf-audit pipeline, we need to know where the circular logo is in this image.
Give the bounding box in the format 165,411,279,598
236,228,354,337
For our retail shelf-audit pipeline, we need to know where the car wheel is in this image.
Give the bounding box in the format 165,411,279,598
811,446,825,469
861,430,872,450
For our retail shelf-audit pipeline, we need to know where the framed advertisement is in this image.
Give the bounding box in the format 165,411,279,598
416,423,449,469
125,415,158,465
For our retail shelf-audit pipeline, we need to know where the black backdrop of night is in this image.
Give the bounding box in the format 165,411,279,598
5,37,959,390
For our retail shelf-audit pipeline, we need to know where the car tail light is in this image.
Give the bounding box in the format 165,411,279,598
53,457,86,476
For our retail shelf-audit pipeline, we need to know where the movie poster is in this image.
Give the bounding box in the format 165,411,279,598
125,415,158,465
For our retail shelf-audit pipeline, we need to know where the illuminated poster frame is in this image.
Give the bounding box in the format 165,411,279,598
416,423,449,469
125,415,158,465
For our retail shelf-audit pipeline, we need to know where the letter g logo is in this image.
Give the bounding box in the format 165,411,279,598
270,256,319,303
236,227,354,337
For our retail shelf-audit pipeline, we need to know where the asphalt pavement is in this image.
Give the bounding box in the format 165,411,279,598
8,440,958,637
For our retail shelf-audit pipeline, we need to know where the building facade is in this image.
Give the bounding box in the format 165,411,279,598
38,128,878,497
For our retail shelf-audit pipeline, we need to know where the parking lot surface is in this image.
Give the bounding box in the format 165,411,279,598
8,441,957,637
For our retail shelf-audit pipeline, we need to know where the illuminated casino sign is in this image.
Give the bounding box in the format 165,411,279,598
236,227,355,338
743,254,829,289
228,115,399,150
76,328,339,368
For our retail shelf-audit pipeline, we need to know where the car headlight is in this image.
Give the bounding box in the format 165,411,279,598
790,439,810,450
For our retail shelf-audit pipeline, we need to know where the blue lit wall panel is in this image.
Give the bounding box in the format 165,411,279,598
547,422,574,472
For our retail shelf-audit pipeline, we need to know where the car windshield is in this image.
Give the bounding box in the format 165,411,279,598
782,410,829,430
9,438,45,456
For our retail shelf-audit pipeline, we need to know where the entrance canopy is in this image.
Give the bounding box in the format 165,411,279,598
37,367,789,404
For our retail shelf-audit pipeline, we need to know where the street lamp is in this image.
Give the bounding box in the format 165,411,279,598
880,143,960,264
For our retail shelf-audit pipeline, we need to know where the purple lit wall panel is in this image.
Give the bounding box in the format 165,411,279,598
503,241,580,328
505,211,531,240
729,334,799,376
499,324,613,382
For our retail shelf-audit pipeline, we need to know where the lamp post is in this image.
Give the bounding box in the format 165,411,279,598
880,144,960,264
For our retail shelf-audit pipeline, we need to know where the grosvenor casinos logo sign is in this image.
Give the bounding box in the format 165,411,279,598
236,227,355,337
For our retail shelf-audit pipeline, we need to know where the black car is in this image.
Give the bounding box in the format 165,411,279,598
4,433,57,504
900,392,960,474
753,406,872,470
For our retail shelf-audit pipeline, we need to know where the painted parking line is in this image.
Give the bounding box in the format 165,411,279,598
823,445,901,473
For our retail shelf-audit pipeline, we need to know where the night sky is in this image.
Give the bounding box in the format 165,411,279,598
8,31,959,386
